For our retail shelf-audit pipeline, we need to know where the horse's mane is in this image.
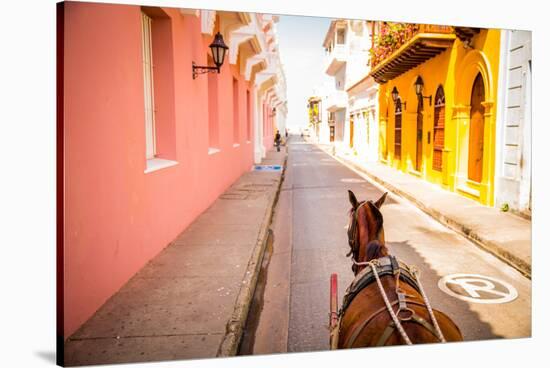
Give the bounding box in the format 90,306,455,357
365,240,388,261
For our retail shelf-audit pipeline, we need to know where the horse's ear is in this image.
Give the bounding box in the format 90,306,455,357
374,192,388,209
348,190,359,209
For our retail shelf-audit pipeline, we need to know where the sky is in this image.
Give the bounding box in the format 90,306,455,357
276,14,332,129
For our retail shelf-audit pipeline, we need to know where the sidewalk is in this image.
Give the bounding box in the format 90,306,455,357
316,143,531,278
64,149,287,366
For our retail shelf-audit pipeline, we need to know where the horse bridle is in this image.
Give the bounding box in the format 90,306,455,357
346,200,371,263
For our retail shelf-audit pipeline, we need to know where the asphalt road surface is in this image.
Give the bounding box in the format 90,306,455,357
239,135,531,355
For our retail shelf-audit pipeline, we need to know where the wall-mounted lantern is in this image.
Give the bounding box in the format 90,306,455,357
391,86,406,110
414,76,432,106
270,107,277,117
391,86,399,103
192,32,229,79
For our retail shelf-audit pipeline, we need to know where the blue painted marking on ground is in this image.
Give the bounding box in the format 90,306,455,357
253,165,282,172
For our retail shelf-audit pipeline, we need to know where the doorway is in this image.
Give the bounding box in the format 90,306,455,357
468,73,485,182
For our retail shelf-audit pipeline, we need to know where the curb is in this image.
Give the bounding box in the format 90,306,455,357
216,150,288,357
316,144,531,279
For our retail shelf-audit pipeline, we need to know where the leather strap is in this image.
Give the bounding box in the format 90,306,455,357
410,315,441,339
376,322,396,346
344,300,439,348
345,302,398,348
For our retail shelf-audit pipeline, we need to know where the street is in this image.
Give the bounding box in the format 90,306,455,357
240,135,531,354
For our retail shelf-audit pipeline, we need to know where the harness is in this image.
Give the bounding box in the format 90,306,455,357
334,256,447,347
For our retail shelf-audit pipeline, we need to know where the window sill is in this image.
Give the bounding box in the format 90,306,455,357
208,147,221,155
144,158,178,174
233,143,240,148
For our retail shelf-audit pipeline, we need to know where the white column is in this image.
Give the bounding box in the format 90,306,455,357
254,88,265,163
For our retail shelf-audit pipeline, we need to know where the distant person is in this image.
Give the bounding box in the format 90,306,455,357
285,129,288,138
275,130,282,152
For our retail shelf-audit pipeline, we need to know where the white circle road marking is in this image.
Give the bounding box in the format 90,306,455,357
438,274,518,304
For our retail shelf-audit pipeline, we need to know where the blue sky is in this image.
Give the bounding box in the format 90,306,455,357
276,14,332,129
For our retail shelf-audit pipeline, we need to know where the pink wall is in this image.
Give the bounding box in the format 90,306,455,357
62,3,258,337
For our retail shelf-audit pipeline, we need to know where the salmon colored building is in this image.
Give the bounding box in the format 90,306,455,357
58,2,286,339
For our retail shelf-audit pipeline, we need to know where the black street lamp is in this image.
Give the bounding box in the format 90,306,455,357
414,76,432,106
192,32,229,79
391,86,406,110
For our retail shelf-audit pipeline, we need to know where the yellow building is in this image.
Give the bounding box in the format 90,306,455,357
372,24,501,206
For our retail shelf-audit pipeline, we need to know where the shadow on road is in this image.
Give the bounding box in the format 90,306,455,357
387,239,501,341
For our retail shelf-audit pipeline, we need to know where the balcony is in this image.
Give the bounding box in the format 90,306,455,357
324,44,348,76
326,90,348,112
369,24,456,83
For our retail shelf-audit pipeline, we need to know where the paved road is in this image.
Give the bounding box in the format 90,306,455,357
241,135,531,355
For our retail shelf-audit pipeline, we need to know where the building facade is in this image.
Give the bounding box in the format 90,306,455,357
495,30,532,218
59,2,286,338
322,20,349,148
373,23,502,206
322,19,379,159
345,20,379,161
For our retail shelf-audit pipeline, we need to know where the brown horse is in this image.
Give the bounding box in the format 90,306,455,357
333,190,463,348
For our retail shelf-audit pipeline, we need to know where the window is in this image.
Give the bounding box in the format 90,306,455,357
432,86,445,171
142,13,156,159
336,28,346,44
394,99,402,160
140,9,177,172
233,78,240,144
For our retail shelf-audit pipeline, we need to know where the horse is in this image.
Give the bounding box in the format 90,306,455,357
331,190,463,348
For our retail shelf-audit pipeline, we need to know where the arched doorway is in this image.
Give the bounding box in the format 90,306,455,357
468,73,485,182
432,86,445,171
394,99,402,160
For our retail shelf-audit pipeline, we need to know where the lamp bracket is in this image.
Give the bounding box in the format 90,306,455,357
417,94,432,106
192,62,220,79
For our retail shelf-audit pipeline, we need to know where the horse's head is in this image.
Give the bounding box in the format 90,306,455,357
347,190,389,275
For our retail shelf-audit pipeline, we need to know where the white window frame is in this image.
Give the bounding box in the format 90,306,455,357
141,12,156,160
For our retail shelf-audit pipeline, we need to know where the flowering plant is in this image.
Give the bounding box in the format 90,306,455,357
369,23,419,68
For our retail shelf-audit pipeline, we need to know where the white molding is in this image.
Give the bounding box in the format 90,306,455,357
200,10,216,35
180,8,200,17
144,158,178,174
228,23,261,65
208,147,221,155
245,53,268,81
